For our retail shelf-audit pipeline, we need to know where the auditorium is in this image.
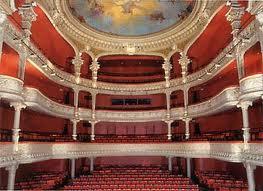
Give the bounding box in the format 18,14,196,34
0,0,263,190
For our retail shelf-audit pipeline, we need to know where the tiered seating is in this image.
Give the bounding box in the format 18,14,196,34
14,172,67,190
173,130,243,142
62,166,199,191
0,129,89,142
94,134,170,143
195,171,248,191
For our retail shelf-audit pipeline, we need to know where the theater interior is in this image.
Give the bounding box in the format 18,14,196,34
0,0,263,190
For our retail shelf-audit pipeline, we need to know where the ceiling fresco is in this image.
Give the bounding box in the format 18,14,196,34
68,0,195,36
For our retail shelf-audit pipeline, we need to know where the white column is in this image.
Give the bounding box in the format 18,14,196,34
71,119,78,141
18,50,27,81
165,90,171,118
90,121,97,141
71,158,76,179
72,54,83,84
0,11,7,62
167,156,172,172
165,120,173,140
90,157,94,173
17,2,37,81
91,92,97,119
162,58,172,88
6,164,19,191
73,89,79,108
183,118,191,140
226,0,244,39
247,1,263,43
244,163,256,191
10,102,26,152
237,101,253,148
236,50,245,80
186,158,191,178
178,52,191,84
90,60,100,88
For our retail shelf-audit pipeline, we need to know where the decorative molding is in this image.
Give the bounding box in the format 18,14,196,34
188,87,240,118
0,75,24,101
1,142,263,168
0,74,262,122
239,74,263,101
3,17,259,95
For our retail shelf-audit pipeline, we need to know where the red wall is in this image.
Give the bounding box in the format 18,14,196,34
24,62,73,105
188,6,232,73
0,43,19,77
189,61,239,104
95,121,167,135
244,42,263,77
96,94,166,110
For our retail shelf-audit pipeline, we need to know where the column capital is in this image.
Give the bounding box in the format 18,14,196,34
90,60,100,72
162,59,172,88
178,52,191,67
237,100,253,110
5,164,19,171
226,0,245,38
182,117,192,123
70,118,80,124
91,91,98,97
89,120,98,125
10,102,26,111
0,11,7,24
179,52,191,84
73,87,80,94
243,162,256,171
18,2,37,39
164,120,173,125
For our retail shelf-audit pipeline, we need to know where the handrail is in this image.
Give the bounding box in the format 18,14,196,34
1,142,263,168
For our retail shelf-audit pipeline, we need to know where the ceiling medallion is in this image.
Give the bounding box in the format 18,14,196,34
68,0,195,37
47,0,218,52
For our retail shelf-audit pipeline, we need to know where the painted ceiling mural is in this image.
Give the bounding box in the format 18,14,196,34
68,0,195,36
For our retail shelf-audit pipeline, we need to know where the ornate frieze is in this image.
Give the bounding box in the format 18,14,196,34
1,142,263,168
3,17,259,95
188,87,240,118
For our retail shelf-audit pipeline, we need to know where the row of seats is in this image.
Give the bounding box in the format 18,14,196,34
195,171,248,191
94,134,170,143
0,172,67,190
174,128,263,142
0,129,89,142
61,166,199,191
